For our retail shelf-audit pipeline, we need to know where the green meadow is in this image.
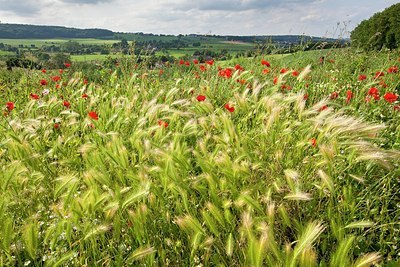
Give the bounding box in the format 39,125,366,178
0,47,399,266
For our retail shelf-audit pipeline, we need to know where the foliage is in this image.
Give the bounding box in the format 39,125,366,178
0,23,114,39
5,57,41,70
45,53,72,69
351,3,400,50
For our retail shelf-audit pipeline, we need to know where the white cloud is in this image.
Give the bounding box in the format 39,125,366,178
0,0,398,37
0,0,42,16
300,14,321,22
60,0,115,3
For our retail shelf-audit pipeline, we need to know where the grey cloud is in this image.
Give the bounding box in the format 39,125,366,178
60,0,114,4
1,0,396,37
0,0,41,16
170,0,320,11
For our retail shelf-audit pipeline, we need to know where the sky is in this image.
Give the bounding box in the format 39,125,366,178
0,0,398,37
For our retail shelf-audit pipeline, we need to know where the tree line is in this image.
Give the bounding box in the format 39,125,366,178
351,3,400,50
0,23,114,39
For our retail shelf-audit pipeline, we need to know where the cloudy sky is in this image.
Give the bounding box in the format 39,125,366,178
0,0,398,37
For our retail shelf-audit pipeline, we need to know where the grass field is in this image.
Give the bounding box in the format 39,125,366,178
0,50,14,55
1,48,399,266
71,53,121,62
0,37,256,62
159,43,255,58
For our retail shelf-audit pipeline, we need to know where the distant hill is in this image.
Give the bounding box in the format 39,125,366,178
221,35,339,44
0,23,114,39
0,23,341,45
117,32,340,44
351,3,400,50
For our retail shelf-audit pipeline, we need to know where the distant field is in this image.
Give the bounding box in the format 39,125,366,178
0,50,14,56
0,38,119,47
203,42,254,51
157,42,255,58
71,54,121,62
0,37,255,60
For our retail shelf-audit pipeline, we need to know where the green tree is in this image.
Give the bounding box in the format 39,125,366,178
351,3,400,50
62,40,82,54
46,53,71,69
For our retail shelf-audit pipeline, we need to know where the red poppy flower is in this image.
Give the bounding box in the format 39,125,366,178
383,92,398,103
30,93,40,100
41,69,47,73
261,60,270,67
6,102,14,111
196,95,206,102
310,138,317,147
158,120,169,128
193,59,199,65
82,93,88,99
303,94,309,100
280,68,288,74
379,80,387,88
330,92,339,99
206,59,214,66
52,76,61,82
59,69,63,74
262,68,270,74
83,79,88,84
235,64,244,71
88,111,99,120
63,101,71,108
199,65,206,72
358,74,367,81
273,77,278,85
224,103,235,113
54,123,60,129
374,71,384,79
372,94,380,100
292,70,299,77
368,87,379,96
64,62,71,68
388,66,398,73
218,68,233,78
319,105,328,111
40,79,48,86
281,84,291,90
346,90,353,103
237,79,246,85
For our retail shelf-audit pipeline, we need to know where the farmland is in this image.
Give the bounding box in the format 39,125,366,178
1,46,399,266
0,25,341,68
0,36,259,66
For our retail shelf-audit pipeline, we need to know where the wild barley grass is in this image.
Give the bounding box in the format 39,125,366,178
0,49,399,266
